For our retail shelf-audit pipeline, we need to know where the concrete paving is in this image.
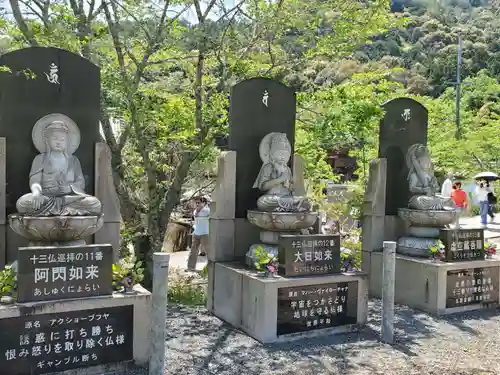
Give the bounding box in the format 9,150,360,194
459,215,500,241
168,250,207,271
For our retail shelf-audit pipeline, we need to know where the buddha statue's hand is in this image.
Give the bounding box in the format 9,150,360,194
58,185,72,195
32,190,44,210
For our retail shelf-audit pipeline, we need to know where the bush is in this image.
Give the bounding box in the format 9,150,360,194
0,265,16,298
470,205,480,216
341,229,362,270
168,268,207,306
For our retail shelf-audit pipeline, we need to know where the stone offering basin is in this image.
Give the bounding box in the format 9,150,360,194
247,210,318,232
9,214,104,242
398,208,456,227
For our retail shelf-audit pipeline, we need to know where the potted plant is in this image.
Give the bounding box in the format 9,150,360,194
428,240,445,262
485,242,497,259
341,231,361,273
112,255,145,293
341,248,357,273
253,247,278,278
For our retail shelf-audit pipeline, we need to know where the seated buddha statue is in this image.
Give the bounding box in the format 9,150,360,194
252,132,311,212
406,143,454,211
16,119,102,216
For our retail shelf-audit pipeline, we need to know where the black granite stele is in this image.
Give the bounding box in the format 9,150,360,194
229,78,296,218
0,47,101,264
277,282,358,336
17,245,113,303
0,305,133,375
446,267,499,308
278,234,341,277
439,228,485,262
378,98,428,215
0,47,100,215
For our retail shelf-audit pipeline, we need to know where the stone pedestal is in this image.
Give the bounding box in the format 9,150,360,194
245,210,318,267
396,208,456,257
369,252,500,315
212,262,368,343
8,215,104,247
0,286,152,374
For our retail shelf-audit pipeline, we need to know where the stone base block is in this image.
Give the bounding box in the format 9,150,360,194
369,252,500,315
213,262,368,343
398,236,437,257
206,261,216,313
0,286,152,374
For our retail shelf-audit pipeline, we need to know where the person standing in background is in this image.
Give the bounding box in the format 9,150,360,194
475,180,490,227
441,172,454,198
186,196,210,271
486,181,496,222
451,182,467,228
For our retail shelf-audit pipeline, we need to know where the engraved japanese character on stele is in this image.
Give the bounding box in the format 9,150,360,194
116,334,125,345
69,266,84,280
50,266,66,282
92,325,101,336
34,268,50,283
86,338,96,349
86,265,99,279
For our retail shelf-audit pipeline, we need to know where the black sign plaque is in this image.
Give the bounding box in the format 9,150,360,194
440,228,484,262
446,267,499,308
277,281,358,336
0,305,133,375
17,244,113,303
278,235,341,277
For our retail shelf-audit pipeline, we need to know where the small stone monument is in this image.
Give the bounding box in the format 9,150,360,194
366,100,500,316
0,47,151,374
397,144,456,257
246,132,317,265
208,78,369,343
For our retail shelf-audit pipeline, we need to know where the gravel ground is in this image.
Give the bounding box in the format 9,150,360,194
126,300,500,375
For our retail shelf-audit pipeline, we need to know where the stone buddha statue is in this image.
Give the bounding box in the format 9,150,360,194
16,117,102,216
253,132,311,212
406,143,453,211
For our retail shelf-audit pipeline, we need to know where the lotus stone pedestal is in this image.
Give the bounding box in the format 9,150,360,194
9,214,104,247
397,208,456,257
246,210,318,267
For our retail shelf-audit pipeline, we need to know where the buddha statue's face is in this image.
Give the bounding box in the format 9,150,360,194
47,130,67,152
419,153,432,171
271,149,290,165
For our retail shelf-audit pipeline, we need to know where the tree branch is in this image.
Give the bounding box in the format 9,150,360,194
10,0,39,46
